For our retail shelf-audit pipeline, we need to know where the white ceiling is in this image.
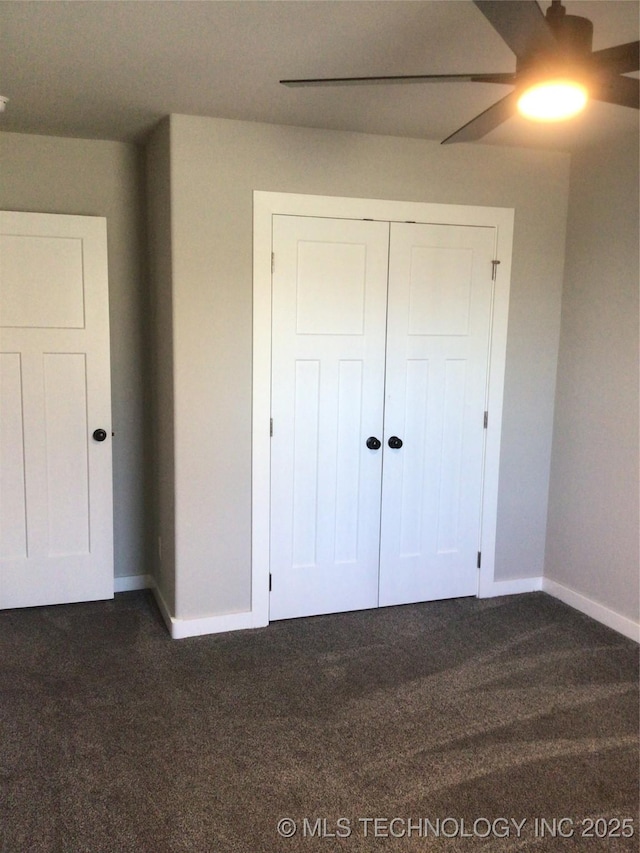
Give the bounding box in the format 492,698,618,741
1,0,638,150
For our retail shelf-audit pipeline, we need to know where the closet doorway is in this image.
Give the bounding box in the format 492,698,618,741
252,193,514,624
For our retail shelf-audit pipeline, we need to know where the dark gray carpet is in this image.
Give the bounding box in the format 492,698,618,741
1,591,638,852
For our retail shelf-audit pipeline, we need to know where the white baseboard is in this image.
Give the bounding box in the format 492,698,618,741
114,573,153,593
151,583,268,639
542,578,639,642
120,571,637,642
478,575,543,598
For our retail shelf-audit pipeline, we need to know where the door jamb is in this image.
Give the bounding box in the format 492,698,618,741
252,191,515,627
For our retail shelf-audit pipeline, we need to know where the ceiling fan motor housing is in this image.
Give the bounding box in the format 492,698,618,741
516,11,594,80
547,14,594,56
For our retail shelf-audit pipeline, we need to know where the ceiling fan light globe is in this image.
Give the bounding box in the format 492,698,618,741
517,79,589,122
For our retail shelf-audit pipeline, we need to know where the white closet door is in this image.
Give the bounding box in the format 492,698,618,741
0,211,113,609
379,222,495,605
269,215,389,620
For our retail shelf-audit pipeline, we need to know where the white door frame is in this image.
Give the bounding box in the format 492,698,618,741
252,191,515,628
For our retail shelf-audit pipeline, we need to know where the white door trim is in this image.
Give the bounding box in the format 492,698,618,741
252,191,515,627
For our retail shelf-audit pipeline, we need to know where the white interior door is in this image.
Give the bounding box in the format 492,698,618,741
0,211,114,609
379,222,495,605
269,215,389,620
268,213,497,620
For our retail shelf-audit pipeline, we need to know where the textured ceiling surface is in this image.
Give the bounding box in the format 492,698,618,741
1,0,638,149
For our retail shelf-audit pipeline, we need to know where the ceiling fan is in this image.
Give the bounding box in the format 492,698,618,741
280,0,639,143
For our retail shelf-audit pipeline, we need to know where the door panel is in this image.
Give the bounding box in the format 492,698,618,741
0,353,28,560
270,215,389,620
379,222,495,605
43,353,90,555
1,234,86,328
0,211,113,609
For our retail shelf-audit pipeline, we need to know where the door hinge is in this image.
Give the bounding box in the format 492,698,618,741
271,252,275,274
477,551,482,569
491,259,501,280
270,417,273,437
483,411,488,429
269,573,272,591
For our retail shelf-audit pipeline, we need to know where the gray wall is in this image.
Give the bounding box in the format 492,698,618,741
544,133,639,621
4,120,636,627
0,131,149,581
154,114,571,620
145,119,176,613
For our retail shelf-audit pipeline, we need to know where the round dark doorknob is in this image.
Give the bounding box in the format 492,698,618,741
92,429,107,442
366,436,381,450
388,436,403,449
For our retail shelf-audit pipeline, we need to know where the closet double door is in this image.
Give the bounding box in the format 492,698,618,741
270,214,495,621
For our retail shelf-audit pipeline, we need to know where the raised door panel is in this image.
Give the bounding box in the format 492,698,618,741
0,353,28,560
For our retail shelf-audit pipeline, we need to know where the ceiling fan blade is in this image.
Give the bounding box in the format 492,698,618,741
473,0,557,59
591,41,640,74
591,74,639,110
280,73,516,88
441,90,520,144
